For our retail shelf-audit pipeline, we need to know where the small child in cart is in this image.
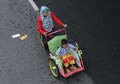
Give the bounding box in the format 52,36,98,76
56,39,78,73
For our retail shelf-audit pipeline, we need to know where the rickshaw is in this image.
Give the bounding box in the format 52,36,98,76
39,28,84,78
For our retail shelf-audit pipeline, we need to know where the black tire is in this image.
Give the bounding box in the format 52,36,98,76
48,59,59,78
80,58,84,68
38,34,44,47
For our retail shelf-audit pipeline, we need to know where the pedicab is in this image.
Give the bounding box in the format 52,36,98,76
39,28,84,78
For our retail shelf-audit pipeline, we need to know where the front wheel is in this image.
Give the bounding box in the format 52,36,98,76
48,59,59,78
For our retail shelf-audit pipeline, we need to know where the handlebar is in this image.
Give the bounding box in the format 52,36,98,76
47,28,66,36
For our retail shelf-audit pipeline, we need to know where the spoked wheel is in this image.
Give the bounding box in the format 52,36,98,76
80,58,84,68
48,59,59,78
38,34,44,47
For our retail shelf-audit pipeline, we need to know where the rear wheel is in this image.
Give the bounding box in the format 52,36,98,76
38,34,44,47
48,59,59,78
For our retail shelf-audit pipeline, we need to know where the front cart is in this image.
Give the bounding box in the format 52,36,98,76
39,28,84,78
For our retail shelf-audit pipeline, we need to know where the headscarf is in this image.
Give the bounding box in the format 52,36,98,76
40,6,53,33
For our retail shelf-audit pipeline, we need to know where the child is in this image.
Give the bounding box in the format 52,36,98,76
56,39,78,73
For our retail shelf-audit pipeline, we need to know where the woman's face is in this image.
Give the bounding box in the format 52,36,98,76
43,11,49,17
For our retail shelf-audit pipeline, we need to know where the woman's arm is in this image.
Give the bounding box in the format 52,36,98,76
50,12,64,27
38,16,46,35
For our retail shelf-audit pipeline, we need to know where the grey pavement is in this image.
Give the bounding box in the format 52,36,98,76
0,0,94,84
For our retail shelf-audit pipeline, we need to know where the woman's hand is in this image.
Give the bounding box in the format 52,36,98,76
63,24,67,28
43,32,47,36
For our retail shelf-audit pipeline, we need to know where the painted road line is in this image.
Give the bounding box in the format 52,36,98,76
20,35,28,40
28,0,39,11
12,33,21,38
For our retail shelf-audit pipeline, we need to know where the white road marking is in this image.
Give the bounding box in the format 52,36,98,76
28,0,39,11
12,33,21,38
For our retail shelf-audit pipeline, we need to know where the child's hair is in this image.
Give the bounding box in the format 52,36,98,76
61,39,68,45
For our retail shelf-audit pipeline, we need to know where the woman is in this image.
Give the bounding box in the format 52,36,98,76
38,6,67,52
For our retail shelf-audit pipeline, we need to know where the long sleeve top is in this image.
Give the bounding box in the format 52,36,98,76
38,12,64,35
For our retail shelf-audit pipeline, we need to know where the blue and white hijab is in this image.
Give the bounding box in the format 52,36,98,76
40,6,53,33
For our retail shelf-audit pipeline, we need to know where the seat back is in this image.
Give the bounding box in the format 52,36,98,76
48,35,67,55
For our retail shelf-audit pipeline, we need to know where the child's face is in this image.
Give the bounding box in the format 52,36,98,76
43,11,49,17
62,43,68,48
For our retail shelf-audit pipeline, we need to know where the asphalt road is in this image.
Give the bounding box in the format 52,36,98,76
0,0,120,84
